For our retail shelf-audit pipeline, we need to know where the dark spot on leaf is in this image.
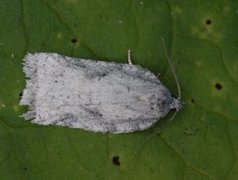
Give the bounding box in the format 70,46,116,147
112,156,120,166
205,19,212,25
215,83,222,90
24,167,27,170
71,38,77,43
190,99,194,103
19,92,23,98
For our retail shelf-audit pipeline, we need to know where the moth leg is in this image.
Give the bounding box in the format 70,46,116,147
128,49,132,65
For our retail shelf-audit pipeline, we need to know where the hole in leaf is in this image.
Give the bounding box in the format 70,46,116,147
71,38,77,43
205,19,212,25
215,83,222,90
19,92,23,98
112,156,120,166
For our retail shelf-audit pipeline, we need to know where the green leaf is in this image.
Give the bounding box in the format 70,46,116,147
0,0,238,179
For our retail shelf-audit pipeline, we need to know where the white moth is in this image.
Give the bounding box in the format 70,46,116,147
20,41,182,133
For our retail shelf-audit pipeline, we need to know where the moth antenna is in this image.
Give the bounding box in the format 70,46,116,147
161,38,181,99
137,40,182,148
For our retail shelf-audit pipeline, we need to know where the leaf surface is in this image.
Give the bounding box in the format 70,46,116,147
0,0,237,179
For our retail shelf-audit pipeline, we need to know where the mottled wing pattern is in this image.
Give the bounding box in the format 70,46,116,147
20,53,174,133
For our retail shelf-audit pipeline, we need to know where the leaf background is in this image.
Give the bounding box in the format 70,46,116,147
0,0,238,179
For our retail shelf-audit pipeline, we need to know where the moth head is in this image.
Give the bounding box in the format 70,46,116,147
170,97,182,111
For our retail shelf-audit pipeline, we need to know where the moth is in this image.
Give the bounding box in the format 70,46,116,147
20,40,182,133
